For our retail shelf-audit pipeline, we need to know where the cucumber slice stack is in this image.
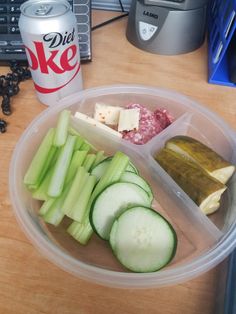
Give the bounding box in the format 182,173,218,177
90,182,152,240
90,152,177,272
110,206,177,272
89,180,177,272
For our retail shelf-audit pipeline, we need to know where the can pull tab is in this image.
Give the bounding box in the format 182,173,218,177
35,4,52,16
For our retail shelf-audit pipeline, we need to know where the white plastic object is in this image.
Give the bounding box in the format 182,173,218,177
9,85,236,289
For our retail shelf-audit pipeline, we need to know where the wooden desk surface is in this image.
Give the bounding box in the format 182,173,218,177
0,10,235,314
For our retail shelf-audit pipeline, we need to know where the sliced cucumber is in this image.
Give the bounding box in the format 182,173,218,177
91,157,138,180
90,182,151,240
109,206,177,272
120,171,153,202
127,161,139,174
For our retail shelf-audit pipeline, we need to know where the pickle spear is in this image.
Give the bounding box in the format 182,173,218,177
165,135,235,184
155,148,227,215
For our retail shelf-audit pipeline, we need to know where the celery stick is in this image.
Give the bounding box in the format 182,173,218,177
26,146,57,192
75,223,93,245
92,150,105,168
32,185,50,201
67,220,93,245
26,184,38,191
32,147,61,200
69,128,85,150
62,167,89,215
91,151,130,200
53,110,71,147
32,165,55,201
68,126,81,137
37,145,58,185
80,142,92,152
69,126,97,152
74,135,84,150
65,150,88,184
24,128,55,186
48,147,60,166
67,221,83,241
82,154,96,172
48,134,76,197
67,174,96,222
42,202,65,226
39,198,55,216
42,184,71,226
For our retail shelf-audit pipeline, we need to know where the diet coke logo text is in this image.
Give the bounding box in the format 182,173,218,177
24,28,81,93
43,28,75,48
25,28,78,74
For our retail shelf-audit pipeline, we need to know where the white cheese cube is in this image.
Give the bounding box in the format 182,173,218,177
94,103,122,125
74,112,122,138
118,108,140,132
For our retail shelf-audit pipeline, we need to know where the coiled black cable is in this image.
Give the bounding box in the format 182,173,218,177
0,61,31,133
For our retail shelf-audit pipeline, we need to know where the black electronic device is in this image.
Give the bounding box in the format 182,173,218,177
0,0,92,65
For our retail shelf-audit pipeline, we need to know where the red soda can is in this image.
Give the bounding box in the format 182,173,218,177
19,0,83,106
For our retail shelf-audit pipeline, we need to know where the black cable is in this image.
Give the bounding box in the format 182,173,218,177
118,0,125,12
0,60,31,133
0,118,7,133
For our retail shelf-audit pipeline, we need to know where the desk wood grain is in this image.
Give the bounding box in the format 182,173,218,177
0,10,235,314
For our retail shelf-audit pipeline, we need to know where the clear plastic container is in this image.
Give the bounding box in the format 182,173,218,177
9,85,236,289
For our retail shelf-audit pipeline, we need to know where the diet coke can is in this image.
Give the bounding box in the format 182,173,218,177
19,0,83,106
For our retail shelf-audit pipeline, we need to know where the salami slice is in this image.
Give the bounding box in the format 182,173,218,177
154,108,173,129
121,104,173,145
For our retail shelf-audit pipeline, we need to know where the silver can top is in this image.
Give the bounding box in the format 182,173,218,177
20,0,70,18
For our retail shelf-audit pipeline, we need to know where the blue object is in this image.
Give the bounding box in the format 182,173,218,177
224,250,236,314
208,0,236,87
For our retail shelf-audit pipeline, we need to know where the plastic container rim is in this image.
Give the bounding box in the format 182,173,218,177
9,84,236,288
